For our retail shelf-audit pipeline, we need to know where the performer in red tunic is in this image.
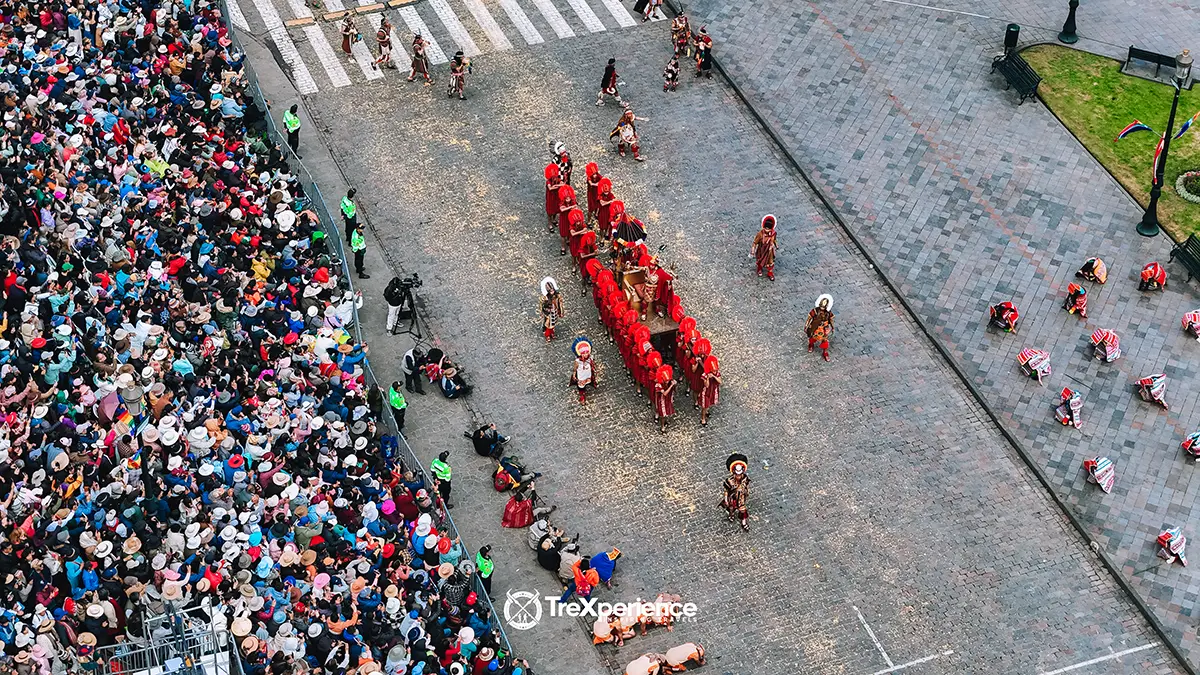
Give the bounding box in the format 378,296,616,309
544,164,563,233
639,347,661,399
557,185,578,256
676,317,697,378
752,214,778,280
653,365,676,433
690,337,711,409
597,178,616,239
576,230,601,290
585,162,603,226
568,208,588,262
699,355,721,426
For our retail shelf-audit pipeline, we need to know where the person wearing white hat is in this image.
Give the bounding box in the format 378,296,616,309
805,293,835,362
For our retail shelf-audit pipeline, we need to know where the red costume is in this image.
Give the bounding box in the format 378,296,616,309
690,336,711,398
585,162,602,224
544,164,562,230
654,365,676,428
699,355,721,419
1140,262,1167,291
557,185,577,240
568,208,587,259
597,178,615,238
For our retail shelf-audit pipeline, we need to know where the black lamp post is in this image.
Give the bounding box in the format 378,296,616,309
1058,0,1079,44
1138,49,1193,238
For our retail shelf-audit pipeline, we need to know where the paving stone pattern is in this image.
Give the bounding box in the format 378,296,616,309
686,0,1200,666
288,19,1185,674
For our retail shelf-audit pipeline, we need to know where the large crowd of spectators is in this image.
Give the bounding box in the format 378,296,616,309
0,0,530,673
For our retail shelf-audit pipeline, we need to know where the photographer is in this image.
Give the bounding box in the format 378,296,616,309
384,276,405,334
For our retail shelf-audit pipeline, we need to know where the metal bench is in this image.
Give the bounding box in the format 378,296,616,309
991,50,1041,105
1169,233,1200,281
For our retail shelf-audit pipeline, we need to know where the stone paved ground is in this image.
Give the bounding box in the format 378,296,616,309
244,14,1193,672
686,0,1200,666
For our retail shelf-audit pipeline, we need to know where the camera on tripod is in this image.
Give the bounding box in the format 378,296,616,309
398,273,422,290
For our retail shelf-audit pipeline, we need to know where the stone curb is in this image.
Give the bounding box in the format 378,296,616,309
670,7,1197,674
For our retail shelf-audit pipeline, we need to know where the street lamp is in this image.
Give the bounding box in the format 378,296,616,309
1058,0,1079,44
1138,49,1193,237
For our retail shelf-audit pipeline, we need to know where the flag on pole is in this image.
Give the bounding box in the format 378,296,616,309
1174,112,1200,139
1115,120,1154,141
1152,133,1166,182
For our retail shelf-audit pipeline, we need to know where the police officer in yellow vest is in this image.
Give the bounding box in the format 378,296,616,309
283,104,301,157
430,451,453,508
388,380,407,431
341,188,358,245
351,223,369,279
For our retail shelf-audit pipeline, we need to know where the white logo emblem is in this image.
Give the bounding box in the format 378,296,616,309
503,590,542,630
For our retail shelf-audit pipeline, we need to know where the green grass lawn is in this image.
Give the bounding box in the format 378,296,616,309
1023,44,1200,239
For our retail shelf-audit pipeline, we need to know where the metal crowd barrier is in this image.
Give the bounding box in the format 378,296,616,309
222,5,515,660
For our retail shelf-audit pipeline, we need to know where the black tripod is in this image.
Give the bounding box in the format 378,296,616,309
391,277,423,339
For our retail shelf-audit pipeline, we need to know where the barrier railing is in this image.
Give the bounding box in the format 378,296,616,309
222,5,514,660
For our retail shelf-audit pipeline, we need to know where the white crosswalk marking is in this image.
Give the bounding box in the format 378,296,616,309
303,24,353,87
647,6,666,20
528,0,574,38
427,0,481,56
348,27,385,80
596,0,635,27
285,0,313,19
497,0,543,45
396,6,449,64
562,0,605,32
322,0,345,10
462,0,512,51
365,14,412,69
250,0,319,94
225,0,251,32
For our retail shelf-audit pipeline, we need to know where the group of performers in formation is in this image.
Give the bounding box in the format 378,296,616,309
992,255,1200,561
541,151,723,430
338,15,471,97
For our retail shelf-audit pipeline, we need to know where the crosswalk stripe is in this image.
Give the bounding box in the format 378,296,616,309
427,0,481,56
396,6,450,63
284,0,313,19
323,0,346,9
303,24,353,87
595,0,635,28
225,0,251,32
647,6,666,20
462,0,513,51
250,0,319,94
348,29,385,80
562,0,605,33
527,0,574,38
365,13,413,69
497,0,543,45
